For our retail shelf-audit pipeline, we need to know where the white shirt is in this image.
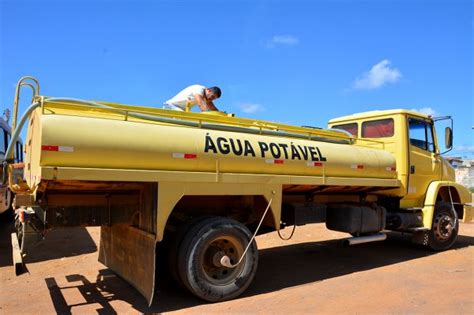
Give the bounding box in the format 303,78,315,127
165,85,206,110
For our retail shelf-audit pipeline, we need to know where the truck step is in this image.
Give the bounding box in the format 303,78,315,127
406,227,429,232
11,233,25,275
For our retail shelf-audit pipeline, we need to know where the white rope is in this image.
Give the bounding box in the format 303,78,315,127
220,191,275,268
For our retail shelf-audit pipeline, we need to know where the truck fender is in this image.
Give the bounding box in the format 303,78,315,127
422,181,472,228
156,182,282,241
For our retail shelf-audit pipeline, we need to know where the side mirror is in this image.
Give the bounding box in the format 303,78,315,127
445,127,453,150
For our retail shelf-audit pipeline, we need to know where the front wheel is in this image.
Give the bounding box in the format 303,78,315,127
177,217,258,302
427,202,459,251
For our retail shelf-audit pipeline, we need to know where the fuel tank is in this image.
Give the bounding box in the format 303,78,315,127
25,99,397,187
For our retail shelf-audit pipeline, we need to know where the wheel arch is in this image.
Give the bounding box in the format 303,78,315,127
156,182,282,241
422,181,471,228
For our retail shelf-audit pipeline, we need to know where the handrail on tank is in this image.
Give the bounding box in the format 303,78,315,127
43,98,354,145
12,76,40,132
49,98,341,137
3,99,42,192
43,98,355,145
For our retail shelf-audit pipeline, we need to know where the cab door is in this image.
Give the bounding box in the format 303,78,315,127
0,128,11,214
405,117,442,207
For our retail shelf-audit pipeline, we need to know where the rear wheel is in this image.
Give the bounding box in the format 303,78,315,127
427,202,459,251
0,190,14,222
177,217,258,302
0,208,14,222
167,216,213,289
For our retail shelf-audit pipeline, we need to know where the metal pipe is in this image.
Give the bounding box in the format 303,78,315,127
343,233,387,246
5,101,42,162
2,100,42,190
12,77,40,132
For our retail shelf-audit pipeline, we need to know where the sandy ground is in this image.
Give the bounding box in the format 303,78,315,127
0,221,473,314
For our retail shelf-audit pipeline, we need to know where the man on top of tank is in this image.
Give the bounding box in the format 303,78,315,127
164,85,221,112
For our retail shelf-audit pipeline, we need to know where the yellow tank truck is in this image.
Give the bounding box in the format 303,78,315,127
3,77,472,304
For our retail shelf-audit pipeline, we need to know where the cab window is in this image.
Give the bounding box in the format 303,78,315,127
409,118,435,152
362,118,394,138
1,129,7,154
15,142,23,162
333,123,358,137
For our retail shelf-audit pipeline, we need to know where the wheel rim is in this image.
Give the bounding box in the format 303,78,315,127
433,213,454,241
200,236,245,286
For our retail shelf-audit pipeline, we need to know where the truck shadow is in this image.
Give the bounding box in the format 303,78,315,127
43,232,474,314
0,220,16,267
0,221,97,267
23,227,98,264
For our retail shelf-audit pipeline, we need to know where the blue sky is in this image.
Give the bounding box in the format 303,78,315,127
1,0,472,157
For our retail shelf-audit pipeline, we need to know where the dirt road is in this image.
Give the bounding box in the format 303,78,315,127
1,221,473,314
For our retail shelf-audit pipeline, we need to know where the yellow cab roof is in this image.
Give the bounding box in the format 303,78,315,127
328,109,432,124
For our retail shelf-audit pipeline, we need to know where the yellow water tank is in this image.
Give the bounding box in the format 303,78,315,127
26,100,396,185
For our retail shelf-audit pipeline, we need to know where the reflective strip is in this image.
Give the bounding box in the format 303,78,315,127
307,161,323,167
59,146,74,152
42,145,58,151
172,153,197,159
386,166,396,171
266,159,284,164
351,164,364,169
42,145,74,152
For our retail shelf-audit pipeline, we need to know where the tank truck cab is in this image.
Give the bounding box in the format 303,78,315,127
328,110,472,247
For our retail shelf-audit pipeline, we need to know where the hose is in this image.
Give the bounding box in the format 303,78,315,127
220,191,275,268
4,101,41,163
277,223,297,240
2,101,42,190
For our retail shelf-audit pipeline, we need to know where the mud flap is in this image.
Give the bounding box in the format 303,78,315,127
99,224,156,305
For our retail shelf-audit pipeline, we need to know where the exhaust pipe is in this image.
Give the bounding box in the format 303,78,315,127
344,233,387,246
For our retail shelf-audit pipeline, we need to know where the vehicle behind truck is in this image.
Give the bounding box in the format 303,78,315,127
4,77,472,304
0,115,23,220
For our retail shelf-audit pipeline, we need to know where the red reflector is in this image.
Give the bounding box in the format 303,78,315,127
184,154,197,159
19,211,25,223
314,162,323,167
42,145,59,151
357,165,364,169
274,160,284,164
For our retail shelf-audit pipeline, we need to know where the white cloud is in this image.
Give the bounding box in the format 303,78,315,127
353,59,402,90
265,35,299,48
240,103,264,114
410,107,439,117
454,145,474,154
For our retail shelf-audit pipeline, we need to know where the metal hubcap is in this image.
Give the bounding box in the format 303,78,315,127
434,214,454,241
202,237,243,285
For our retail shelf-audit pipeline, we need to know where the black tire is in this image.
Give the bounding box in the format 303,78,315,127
0,190,14,222
427,202,459,251
177,217,258,302
167,216,213,289
0,208,14,222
